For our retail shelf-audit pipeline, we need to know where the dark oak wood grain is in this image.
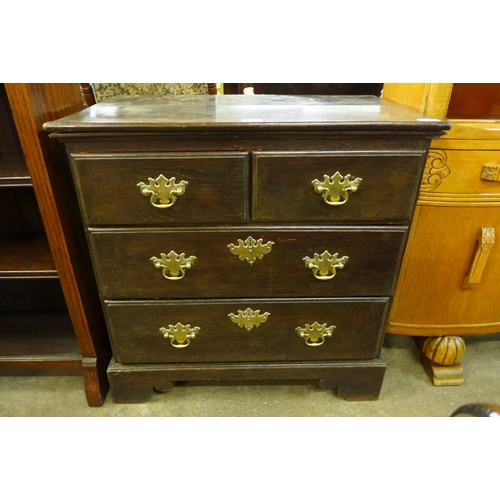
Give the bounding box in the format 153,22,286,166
107,358,387,403
44,95,449,134
89,227,406,299
253,152,425,223
70,152,250,225
46,95,450,403
104,298,389,364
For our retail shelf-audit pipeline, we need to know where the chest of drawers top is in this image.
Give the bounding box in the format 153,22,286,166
45,94,449,135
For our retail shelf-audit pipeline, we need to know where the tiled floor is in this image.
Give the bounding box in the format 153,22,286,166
1,333,499,417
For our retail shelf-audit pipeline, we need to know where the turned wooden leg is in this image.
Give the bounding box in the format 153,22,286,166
414,336,466,386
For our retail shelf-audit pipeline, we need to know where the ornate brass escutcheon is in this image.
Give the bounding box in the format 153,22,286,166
311,171,362,206
137,174,188,208
296,322,336,347
151,250,197,280
303,250,348,280
227,236,275,265
228,308,270,331
160,322,200,348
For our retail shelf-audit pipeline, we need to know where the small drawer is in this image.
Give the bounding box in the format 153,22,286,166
252,151,425,223
69,152,249,225
90,227,406,299
420,148,500,199
104,298,389,364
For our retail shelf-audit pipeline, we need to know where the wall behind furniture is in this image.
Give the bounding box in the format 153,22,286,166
91,83,209,102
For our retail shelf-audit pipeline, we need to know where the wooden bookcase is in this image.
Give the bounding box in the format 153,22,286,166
0,84,111,406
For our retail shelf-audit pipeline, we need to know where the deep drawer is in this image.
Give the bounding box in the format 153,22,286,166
252,151,425,223
104,298,389,364
69,152,249,225
90,227,406,299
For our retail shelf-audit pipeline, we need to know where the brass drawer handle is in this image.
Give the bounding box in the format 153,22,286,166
137,174,188,208
311,171,362,206
481,163,500,182
296,322,335,347
228,308,270,331
303,250,348,280
160,322,200,348
462,228,495,290
227,236,275,265
151,250,196,280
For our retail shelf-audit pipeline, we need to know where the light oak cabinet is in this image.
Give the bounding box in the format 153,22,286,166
383,83,500,385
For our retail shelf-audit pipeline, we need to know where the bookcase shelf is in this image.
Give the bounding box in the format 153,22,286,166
0,313,81,368
0,83,111,406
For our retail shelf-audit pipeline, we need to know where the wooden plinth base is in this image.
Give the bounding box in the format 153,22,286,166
107,358,387,404
420,355,464,386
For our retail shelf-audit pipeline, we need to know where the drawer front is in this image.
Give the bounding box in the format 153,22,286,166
104,298,389,364
69,152,249,225
252,152,425,222
420,148,500,198
90,227,406,299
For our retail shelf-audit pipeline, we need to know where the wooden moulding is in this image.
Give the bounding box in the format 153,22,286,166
0,153,31,186
107,358,387,404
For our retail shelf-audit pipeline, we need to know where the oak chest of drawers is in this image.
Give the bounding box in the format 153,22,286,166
45,95,449,403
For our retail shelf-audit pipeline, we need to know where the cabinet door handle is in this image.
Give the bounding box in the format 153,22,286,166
481,163,500,182
311,171,362,206
462,228,495,290
137,174,188,208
